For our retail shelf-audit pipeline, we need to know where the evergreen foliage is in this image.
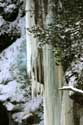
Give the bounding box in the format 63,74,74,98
28,0,83,71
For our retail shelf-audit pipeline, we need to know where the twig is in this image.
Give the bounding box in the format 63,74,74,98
59,86,83,95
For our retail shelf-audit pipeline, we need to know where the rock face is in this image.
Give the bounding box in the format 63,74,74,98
0,18,20,52
0,0,43,125
65,56,83,104
0,0,23,21
0,103,9,125
0,0,22,52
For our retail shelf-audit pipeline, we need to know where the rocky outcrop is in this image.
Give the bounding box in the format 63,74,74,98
65,56,83,104
0,0,43,125
0,16,20,52
0,0,25,52
0,0,24,21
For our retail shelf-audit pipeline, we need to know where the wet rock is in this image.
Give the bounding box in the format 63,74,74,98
3,4,19,21
0,0,25,22
0,22,21,52
0,103,9,125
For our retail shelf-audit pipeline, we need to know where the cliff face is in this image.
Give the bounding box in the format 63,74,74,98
2,1,83,125
0,1,43,125
0,0,21,51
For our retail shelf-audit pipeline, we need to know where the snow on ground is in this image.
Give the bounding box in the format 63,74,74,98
4,4,16,13
12,96,43,123
0,80,27,102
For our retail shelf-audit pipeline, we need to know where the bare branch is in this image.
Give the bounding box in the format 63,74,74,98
59,86,83,95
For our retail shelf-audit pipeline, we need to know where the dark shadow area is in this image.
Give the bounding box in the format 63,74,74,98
70,93,83,105
26,114,41,125
0,103,9,125
73,102,80,125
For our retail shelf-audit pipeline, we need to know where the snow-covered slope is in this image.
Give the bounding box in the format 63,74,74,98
0,1,43,124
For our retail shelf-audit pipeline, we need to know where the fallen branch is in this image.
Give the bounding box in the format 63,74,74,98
59,86,83,95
